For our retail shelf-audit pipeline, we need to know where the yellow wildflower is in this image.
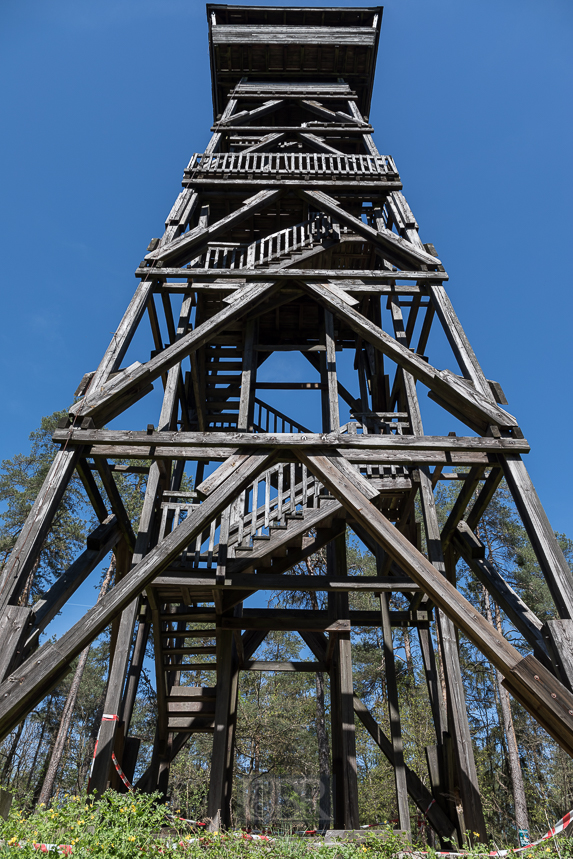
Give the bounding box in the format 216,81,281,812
129,836,136,841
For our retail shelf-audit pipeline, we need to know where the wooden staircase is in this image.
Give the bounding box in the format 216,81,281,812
193,212,344,273
148,436,414,744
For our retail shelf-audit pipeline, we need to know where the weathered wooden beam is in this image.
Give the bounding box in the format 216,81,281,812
152,573,420,592
301,630,457,842
53,427,529,454
242,661,327,672
380,590,410,830
141,269,446,284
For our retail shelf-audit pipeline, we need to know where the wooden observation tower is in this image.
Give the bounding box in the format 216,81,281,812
2,2,573,841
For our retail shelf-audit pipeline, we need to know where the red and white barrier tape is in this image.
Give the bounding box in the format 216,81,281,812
86,714,120,792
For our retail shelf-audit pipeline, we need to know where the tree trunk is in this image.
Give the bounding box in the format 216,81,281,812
37,556,115,806
0,721,24,783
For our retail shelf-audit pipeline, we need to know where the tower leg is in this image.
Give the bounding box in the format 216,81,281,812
328,536,359,829
380,590,410,831
207,627,239,830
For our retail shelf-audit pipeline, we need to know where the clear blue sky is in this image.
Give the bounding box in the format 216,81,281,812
1,0,572,544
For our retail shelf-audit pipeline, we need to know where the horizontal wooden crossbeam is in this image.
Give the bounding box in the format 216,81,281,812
151,573,420,592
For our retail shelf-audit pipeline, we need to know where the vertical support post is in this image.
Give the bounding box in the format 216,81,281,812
120,606,152,737
320,310,339,433
328,534,359,829
207,626,239,830
379,590,411,831
238,318,257,431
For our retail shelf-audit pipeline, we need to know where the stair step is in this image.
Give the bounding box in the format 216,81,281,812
206,400,240,409
161,631,216,640
164,646,217,655
167,717,215,733
286,512,304,520
168,686,216,700
167,700,216,713
206,362,243,370
160,612,217,622
253,534,271,541
166,662,218,671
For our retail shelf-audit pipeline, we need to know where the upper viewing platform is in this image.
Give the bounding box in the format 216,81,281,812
207,4,383,119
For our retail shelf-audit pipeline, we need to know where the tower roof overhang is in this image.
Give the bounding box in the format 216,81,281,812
207,4,383,120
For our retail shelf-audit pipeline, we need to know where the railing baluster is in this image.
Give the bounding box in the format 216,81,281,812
264,471,271,530
207,517,217,569
277,464,283,523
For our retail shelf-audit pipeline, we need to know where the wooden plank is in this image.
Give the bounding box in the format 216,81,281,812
28,516,121,640
220,616,351,632
89,278,156,392
211,25,376,46
207,626,239,829
428,284,493,401
301,629,456,841
222,99,283,126
0,608,34,684
237,318,256,431
353,695,457,843
138,267,446,281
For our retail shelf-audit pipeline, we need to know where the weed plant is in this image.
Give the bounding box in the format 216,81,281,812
0,792,570,858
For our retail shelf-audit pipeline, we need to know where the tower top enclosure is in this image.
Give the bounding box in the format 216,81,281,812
207,4,383,118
